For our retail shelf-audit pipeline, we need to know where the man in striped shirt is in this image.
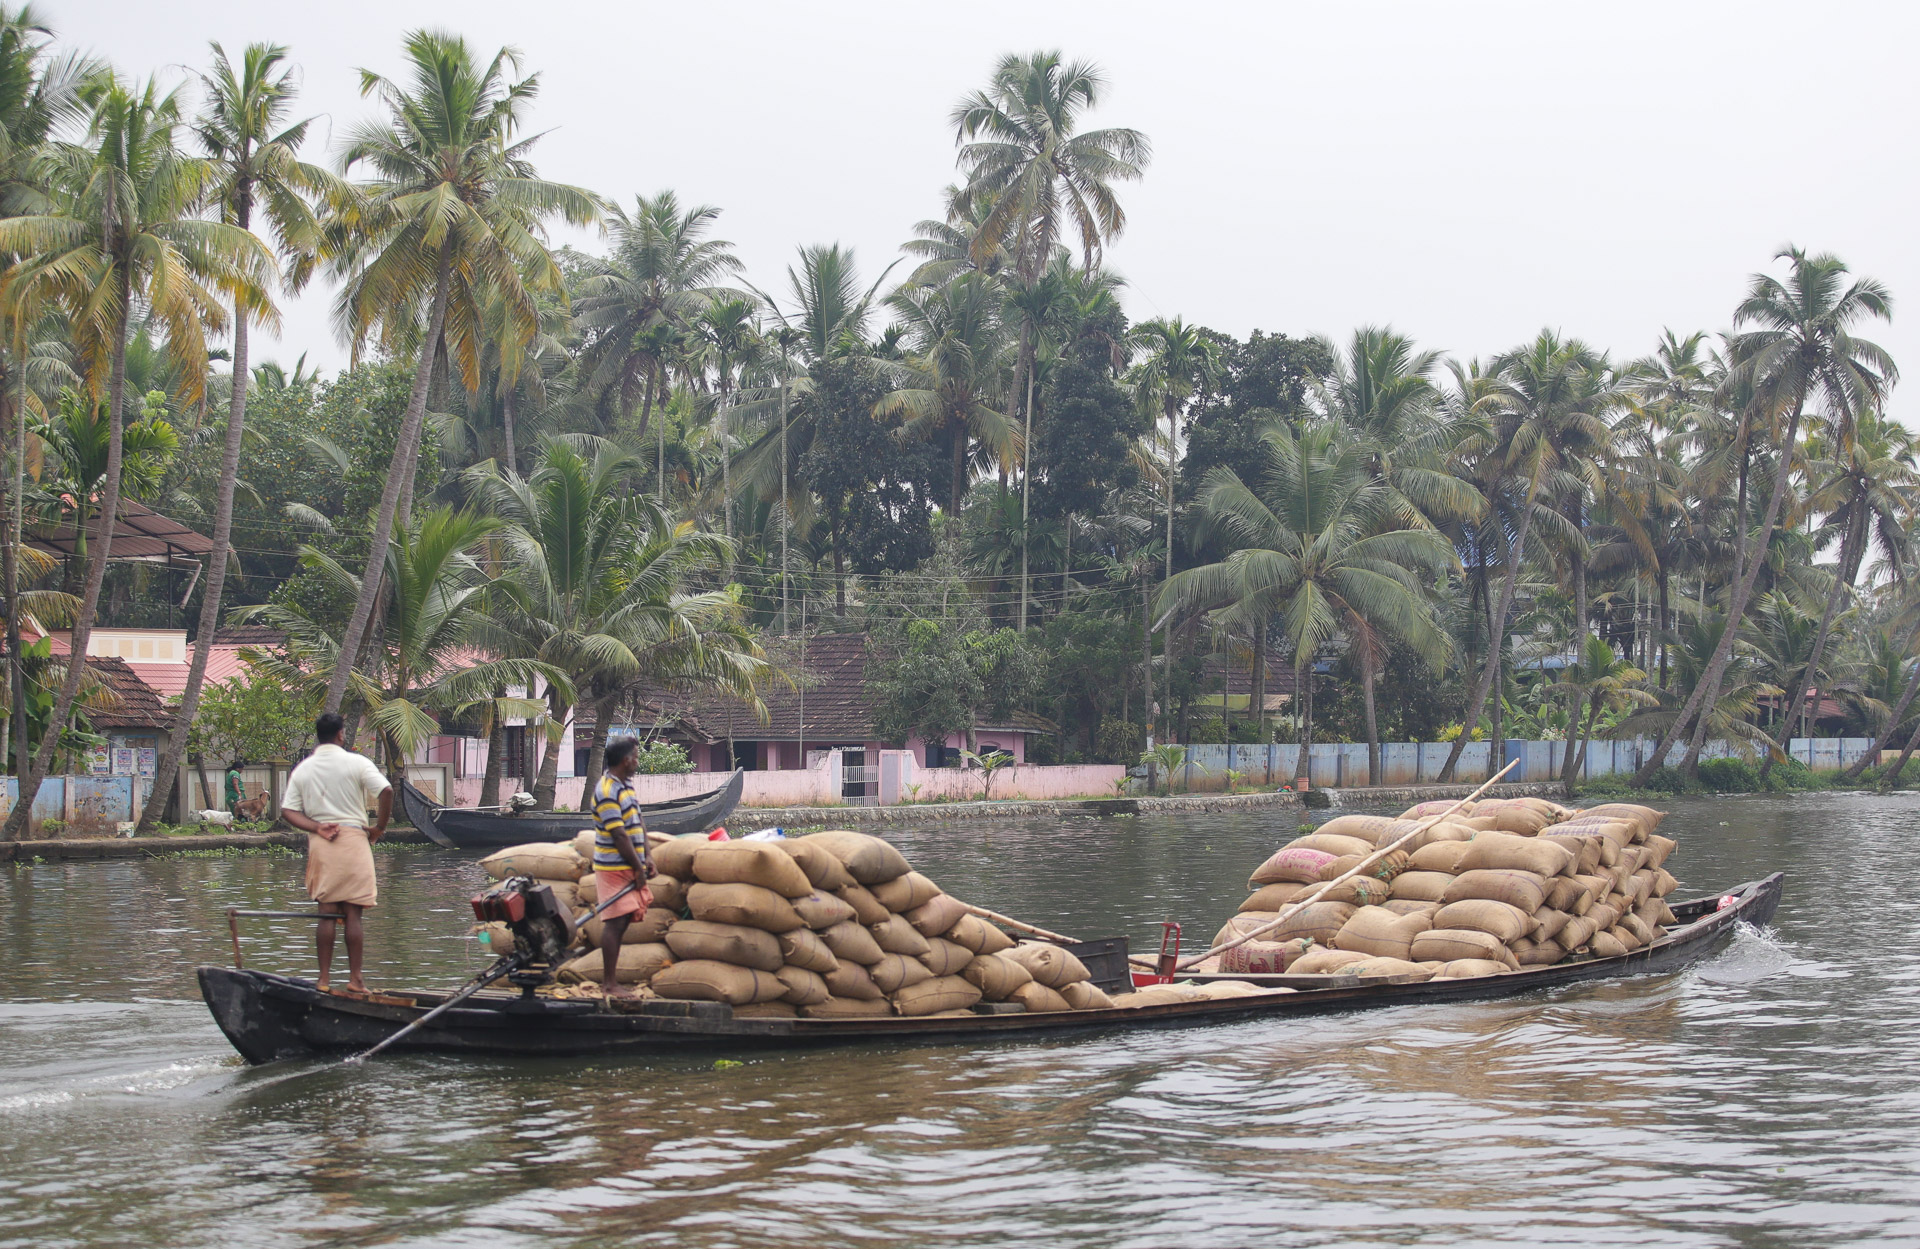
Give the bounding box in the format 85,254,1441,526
591,737,656,997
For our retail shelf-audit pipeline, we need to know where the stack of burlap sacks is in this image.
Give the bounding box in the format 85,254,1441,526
1212,798,1677,982
480,829,1124,1018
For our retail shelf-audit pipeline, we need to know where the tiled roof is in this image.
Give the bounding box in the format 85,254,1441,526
211,624,286,646
1206,653,1301,700
127,645,252,699
27,498,214,563
85,656,172,730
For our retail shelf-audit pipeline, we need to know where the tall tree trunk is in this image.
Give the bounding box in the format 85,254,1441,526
779,377,789,634
323,241,454,717
1251,621,1266,745
479,690,505,808
500,385,517,475
1292,655,1311,785
1658,571,1670,691
1438,492,1541,782
1163,401,1176,747
831,525,847,619
1642,402,1805,783
1879,708,1920,792
4,337,25,781
4,266,129,842
1567,698,1599,799
1019,366,1035,632
950,426,967,518
1560,533,1588,785
1843,651,1920,781
1765,499,1864,777
532,687,566,810
137,296,254,833
1140,570,1153,744
578,689,616,812
1361,636,1380,787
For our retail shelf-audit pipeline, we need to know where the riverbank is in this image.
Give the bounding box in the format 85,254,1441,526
0,828,436,864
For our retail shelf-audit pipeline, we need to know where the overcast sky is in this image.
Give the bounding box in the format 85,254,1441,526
63,0,1920,412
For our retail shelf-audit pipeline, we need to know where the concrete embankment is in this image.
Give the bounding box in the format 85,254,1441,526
0,828,435,863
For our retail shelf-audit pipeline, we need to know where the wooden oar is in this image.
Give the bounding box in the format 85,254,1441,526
1173,760,1519,972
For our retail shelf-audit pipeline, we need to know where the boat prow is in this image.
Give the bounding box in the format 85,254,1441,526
399,770,745,850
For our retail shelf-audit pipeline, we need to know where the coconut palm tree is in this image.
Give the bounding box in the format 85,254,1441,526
1637,248,1896,782
694,296,759,543
0,75,271,841
318,30,602,719
137,41,337,833
876,271,1016,512
1158,422,1451,785
1549,635,1653,796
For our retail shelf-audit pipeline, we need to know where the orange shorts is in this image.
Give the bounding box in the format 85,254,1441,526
595,868,650,919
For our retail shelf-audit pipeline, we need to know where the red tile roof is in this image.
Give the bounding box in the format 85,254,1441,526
84,656,172,730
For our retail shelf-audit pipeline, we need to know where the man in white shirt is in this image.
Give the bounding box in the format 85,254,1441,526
279,713,393,995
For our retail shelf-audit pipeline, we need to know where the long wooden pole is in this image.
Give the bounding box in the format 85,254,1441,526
1169,760,1519,971
957,901,1078,946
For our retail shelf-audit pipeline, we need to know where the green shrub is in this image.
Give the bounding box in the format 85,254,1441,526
1765,758,1826,791
1697,758,1760,793
1639,766,1698,795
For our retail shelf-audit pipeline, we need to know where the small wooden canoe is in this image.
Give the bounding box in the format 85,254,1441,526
198,873,1782,1066
399,771,745,850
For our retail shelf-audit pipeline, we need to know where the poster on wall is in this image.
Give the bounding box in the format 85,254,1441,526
111,748,135,776
87,747,110,775
136,748,156,778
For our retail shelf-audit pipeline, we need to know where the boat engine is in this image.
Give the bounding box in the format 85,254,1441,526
470,876,577,992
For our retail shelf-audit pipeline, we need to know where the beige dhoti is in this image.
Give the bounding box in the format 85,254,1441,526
305,825,378,908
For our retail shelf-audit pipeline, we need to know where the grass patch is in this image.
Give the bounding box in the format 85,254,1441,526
150,844,296,859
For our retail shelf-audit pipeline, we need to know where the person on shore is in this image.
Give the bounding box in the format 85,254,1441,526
590,736,655,998
278,713,392,996
225,759,246,813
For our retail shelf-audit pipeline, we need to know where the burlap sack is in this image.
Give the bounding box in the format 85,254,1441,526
1411,928,1518,967
582,908,674,946
942,913,1012,954
1389,871,1453,903
962,953,1034,1000
1433,958,1512,979
870,914,932,958
558,942,671,984
1347,956,1432,980
1314,814,1421,847
1009,981,1072,1013
868,952,935,993
647,875,688,914
1061,981,1115,1010
1400,799,1473,819
920,938,973,977
780,838,856,891
1332,906,1435,960
1579,802,1665,832
1619,912,1655,946
1282,832,1377,859
1512,937,1564,966
777,927,841,974
1213,911,1278,946
480,843,582,882
1589,929,1629,958
1003,942,1090,989
800,831,911,884
791,890,857,931
1529,907,1571,943
1120,984,1205,1006
687,882,804,933
1269,900,1358,945
571,830,598,862
1545,876,1594,915
836,882,891,926
1313,876,1394,907
824,961,885,1001
1408,840,1471,874
652,959,785,1005
650,835,704,880
871,871,941,912
1405,820,1480,851
1441,869,1549,913
1289,947,1370,974
1249,846,1338,885
735,1001,799,1019
664,920,784,972
692,841,814,898
1431,899,1531,944
1557,913,1599,950
893,975,982,1017
1583,901,1622,933
1644,834,1677,870
1539,833,1602,876
800,996,894,1019
1469,801,1552,835
775,964,831,1006
1321,850,1409,883
1241,882,1309,912
1651,868,1678,897
905,893,968,938
1455,831,1574,878
1381,899,1442,917
818,920,885,965
1219,937,1313,974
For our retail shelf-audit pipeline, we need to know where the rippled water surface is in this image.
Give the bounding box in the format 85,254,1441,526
0,793,1913,1247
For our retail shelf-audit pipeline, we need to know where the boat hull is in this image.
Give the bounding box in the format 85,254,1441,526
398,771,744,850
199,872,1783,1066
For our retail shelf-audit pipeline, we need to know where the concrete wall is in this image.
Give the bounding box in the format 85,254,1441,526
0,776,153,835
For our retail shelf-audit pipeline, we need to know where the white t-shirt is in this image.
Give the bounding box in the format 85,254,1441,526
282,744,391,827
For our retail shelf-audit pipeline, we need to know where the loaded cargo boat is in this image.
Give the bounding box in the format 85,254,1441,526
199,876,1780,1064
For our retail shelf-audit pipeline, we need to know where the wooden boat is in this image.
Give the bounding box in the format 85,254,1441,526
196,872,1783,1065
398,771,745,850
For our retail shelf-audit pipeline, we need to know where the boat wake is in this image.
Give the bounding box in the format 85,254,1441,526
1692,920,1835,984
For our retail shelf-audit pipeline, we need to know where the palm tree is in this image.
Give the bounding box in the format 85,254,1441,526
570,190,744,460
695,296,759,543
1158,423,1451,785
137,41,335,833
1637,248,1896,783
240,507,555,775
876,271,1016,512
478,436,768,807
319,30,601,720
1549,635,1653,796
0,76,271,841
1437,330,1610,781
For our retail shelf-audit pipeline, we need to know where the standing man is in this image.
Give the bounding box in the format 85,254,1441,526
279,713,392,995
590,736,655,997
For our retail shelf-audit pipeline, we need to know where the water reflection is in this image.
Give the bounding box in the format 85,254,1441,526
3,793,1920,1246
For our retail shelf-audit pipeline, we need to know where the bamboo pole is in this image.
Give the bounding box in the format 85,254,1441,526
957,901,1079,946
1171,760,1518,971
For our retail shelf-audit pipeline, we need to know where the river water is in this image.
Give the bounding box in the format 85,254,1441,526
0,793,1912,1247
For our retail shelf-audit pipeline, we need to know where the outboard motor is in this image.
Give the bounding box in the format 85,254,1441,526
470,876,576,996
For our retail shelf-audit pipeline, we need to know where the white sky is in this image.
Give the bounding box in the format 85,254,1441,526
62,0,1920,412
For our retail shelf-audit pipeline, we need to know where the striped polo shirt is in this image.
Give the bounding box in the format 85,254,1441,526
591,772,649,872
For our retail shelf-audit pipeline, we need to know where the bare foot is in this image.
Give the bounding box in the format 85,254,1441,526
342,981,370,998
603,982,636,999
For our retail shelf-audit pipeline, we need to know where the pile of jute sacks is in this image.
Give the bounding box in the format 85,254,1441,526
1210,798,1675,981
479,829,1136,1017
